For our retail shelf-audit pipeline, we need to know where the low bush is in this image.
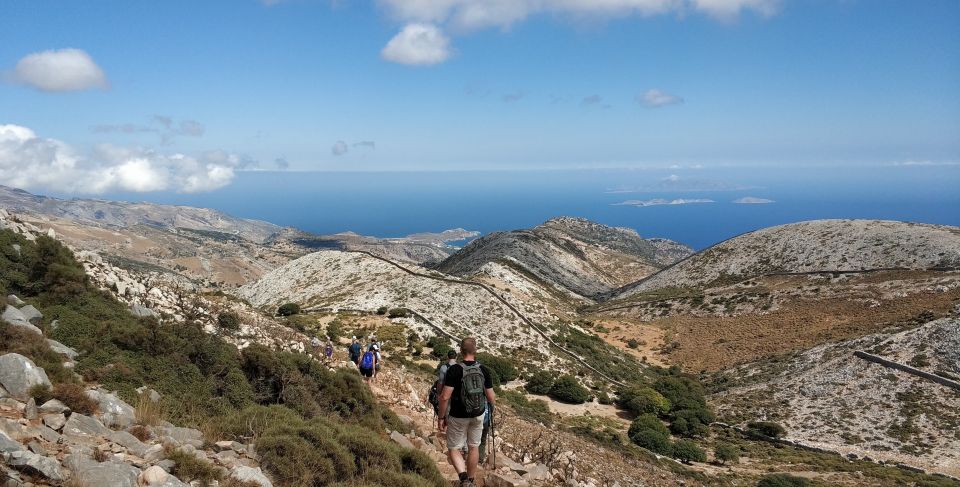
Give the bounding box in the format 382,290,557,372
277,303,301,316
524,371,555,395
618,386,670,416
671,439,707,464
164,445,222,486
747,421,786,439
426,336,452,360
756,474,811,487
628,414,671,455
477,353,518,384
498,389,552,425
217,312,241,331
548,375,590,404
387,308,410,318
669,407,714,438
52,383,98,415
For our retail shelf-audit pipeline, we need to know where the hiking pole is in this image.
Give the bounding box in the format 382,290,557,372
490,405,496,469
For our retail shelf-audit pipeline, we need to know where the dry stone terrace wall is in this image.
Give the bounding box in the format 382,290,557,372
853,351,960,390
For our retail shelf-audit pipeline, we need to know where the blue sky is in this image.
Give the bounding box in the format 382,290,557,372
1,0,959,194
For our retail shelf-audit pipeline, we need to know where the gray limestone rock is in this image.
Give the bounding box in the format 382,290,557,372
157,425,203,448
1,307,41,335
6,450,65,482
17,305,42,325
23,398,37,421
69,461,140,487
230,466,273,487
0,430,24,454
110,430,150,457
6,295,25,307
86,389,136,428
45,339,79,360
62,413,111,442
42,413,66,431
129,304,159,319
0,353,51,400
38,399,69,414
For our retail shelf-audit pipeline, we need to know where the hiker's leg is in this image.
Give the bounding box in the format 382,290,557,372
446,417,468,474
478,425,488,464
466,445,480,479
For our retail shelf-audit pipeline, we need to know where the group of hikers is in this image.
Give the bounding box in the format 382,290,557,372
428,337,497,487
311,331,495,487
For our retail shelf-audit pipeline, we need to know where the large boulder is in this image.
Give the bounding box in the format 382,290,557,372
110,430,150,457
1,306,41,335
62,413,111,442
157,426,203,448
6,450,65,482
6,294,25,306
230,466,273,487
129,304,159,319
0,430,24,454
86,389,136,428
46,339,79,360
70,461,140,487
0,353,51,400
17,305,42,325
486,471,531,487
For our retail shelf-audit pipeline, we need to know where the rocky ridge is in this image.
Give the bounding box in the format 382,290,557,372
438,217,692,300
614,219,960,298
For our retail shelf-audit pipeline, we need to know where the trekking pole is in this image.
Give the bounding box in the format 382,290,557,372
490,405,496,469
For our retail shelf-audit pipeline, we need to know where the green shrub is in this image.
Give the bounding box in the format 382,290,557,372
671,439,707,464
217,311,241,331
164,445,223,485
326,319,343,341
626,339,639,349
714,442,740,465
596,390,613,405
498,390,552,425
376,306,388,315
548,375,590,404
426,336,452,359
669,408,714,438
628,414,671,455
756,474,811,487
618,386,671,416
387,308,410,318
653,375,707,412
747,421,786,439
477,353,518,383
277,303,301,316
524,371,555,395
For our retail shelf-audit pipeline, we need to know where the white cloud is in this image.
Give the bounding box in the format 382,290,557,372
638,89,684,107
379,0,779,31
612,198,715,207
10,49,108,92
331,140,349,156
0,124,247,194
733,196,775,204
381,23,452,66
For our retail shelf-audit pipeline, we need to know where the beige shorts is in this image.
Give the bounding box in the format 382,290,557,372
446,415,483,450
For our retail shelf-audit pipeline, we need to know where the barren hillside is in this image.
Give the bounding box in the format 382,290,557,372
438,217,692,300
614,219,960,298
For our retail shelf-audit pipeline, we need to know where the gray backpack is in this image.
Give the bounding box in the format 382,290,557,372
459,363,487,417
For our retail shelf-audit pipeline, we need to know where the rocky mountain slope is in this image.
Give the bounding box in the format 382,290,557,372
438,217,692,300
711,315,960,478
613,219,960,298
0,185,281,244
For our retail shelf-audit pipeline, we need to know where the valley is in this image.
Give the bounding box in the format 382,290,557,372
2,196,959,487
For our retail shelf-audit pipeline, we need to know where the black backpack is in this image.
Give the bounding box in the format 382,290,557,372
428,383,440,416
459,363,487,417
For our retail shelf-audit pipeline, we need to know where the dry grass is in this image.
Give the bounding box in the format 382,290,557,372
52,383,98,415
129,424,153,441
92,448,109,463
134,391,165,427
647,289,960,372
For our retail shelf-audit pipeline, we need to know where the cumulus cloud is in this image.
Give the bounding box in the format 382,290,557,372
612,198,715,207
733,196,775,204
331,140,349,156
0,124,248,194
381,23,452,66
9,49,108,92
93,115,206,144
637,89,684,107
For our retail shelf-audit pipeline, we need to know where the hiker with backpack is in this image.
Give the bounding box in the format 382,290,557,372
324,340,334,363
437,337,496,487
429,350,458,418
348,336,362,366
370,338,382,381
358,345,377,383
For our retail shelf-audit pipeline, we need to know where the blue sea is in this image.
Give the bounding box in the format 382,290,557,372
96,166,960,250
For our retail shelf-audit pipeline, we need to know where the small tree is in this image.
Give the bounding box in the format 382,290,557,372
747,421,786,439
548,375,591,404
714,442,740,465
477,353,518,383
217,311,241,331
669,407,714,438
277,303,300,316
671,439,707,464
626,339,640,349
621,387,671,416
525,372,555,395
